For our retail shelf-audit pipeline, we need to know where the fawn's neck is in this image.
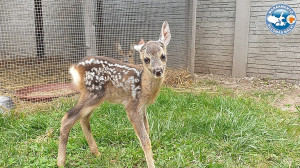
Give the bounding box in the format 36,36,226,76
141,67,164,104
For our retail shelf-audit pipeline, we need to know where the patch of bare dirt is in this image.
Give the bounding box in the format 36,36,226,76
195,73,300,112
164,69,300,111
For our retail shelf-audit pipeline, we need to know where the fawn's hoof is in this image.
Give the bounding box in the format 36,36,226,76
93,151,101,157
57,161,65,167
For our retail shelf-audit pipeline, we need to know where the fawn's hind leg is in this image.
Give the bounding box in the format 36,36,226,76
57,93,104,167
57,103,84,167
80,111,101,156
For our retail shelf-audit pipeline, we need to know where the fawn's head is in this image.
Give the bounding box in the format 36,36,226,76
134,22,171,78
115,42,136,64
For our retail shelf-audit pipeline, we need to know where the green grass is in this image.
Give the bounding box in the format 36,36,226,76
0,88,299,167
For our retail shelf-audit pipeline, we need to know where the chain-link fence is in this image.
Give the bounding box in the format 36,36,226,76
0,0,195,112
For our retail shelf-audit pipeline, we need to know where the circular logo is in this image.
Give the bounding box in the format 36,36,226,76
265,4,297,35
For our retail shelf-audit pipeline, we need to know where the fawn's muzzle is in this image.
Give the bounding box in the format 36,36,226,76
153,68,163,77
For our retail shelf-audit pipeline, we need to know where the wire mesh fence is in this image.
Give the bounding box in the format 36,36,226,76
0,0,194,113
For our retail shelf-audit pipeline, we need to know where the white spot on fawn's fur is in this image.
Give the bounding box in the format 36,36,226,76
78,58,142,100
70,66,81,88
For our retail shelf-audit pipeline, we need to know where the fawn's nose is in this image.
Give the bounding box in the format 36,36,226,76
153,68,163,77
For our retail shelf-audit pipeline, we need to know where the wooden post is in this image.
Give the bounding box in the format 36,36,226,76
188,0,196,74
232,0,251,77
83,0,97,56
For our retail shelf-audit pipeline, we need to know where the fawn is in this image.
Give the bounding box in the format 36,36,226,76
57,21,171,168
115,41,136,64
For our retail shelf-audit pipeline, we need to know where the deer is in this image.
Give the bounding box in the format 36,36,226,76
115,41,136,64
57,21,171,168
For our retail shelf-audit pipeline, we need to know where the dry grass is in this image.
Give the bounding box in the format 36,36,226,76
164,68,195,88
4,95,78,116
0,56,73,92
0,56,78,114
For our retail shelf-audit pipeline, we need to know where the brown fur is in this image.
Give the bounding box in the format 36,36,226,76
144,41,164,56
57,22,171,168
115,42,136,64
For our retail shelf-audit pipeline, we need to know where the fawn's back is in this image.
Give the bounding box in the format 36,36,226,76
70,56,143,104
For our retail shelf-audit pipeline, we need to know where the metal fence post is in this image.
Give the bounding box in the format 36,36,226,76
83,0,97,56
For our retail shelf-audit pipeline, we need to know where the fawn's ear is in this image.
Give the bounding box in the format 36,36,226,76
115,42,124,55
134,39,145,52
158,21,171,46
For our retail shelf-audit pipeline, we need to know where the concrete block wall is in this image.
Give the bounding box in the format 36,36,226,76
247,0,300,82
195,0,236,76
0,0,36,59
42,0,85,62
195,0,300,83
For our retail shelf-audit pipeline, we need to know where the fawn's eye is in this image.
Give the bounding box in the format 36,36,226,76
161,54,166,61
144,58,150,64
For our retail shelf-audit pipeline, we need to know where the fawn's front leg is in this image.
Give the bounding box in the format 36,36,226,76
141,107,150,135
126,105,155,168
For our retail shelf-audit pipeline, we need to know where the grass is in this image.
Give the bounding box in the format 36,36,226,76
0,87,299,167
